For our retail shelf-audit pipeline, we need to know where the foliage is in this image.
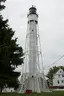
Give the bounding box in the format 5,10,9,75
47,66,64,86
0,0,24,93
0,0,6,11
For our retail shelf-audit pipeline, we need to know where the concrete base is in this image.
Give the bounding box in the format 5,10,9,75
19,73,49,93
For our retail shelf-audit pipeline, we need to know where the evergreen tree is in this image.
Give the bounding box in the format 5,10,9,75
0,0,24,93
0,0,6,11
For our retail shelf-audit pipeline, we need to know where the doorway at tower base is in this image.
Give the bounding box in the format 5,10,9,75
25,90,32,94
19,73,49,93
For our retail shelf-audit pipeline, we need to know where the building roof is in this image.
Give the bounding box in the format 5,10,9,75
53,68,64,76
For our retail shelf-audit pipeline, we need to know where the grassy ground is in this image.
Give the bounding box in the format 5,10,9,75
0,91,64,96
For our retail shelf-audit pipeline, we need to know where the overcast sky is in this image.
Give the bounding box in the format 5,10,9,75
2,0,64,74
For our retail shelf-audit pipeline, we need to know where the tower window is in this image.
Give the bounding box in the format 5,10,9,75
30,20,34,22
28,21,29,24
35,20,38,24
32,30,34,31
32,76,34,78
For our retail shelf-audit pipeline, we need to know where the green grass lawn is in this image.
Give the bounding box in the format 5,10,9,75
0,91,64,96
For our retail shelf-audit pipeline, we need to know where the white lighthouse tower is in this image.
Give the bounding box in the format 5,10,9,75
19,6,48,93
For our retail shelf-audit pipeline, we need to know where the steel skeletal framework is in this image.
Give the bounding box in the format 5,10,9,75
19,6,49,93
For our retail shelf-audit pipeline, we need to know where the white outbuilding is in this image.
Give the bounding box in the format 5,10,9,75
53,68,64,87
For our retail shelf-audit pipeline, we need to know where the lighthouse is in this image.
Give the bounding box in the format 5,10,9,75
27,6,38,74
19,6,49,93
